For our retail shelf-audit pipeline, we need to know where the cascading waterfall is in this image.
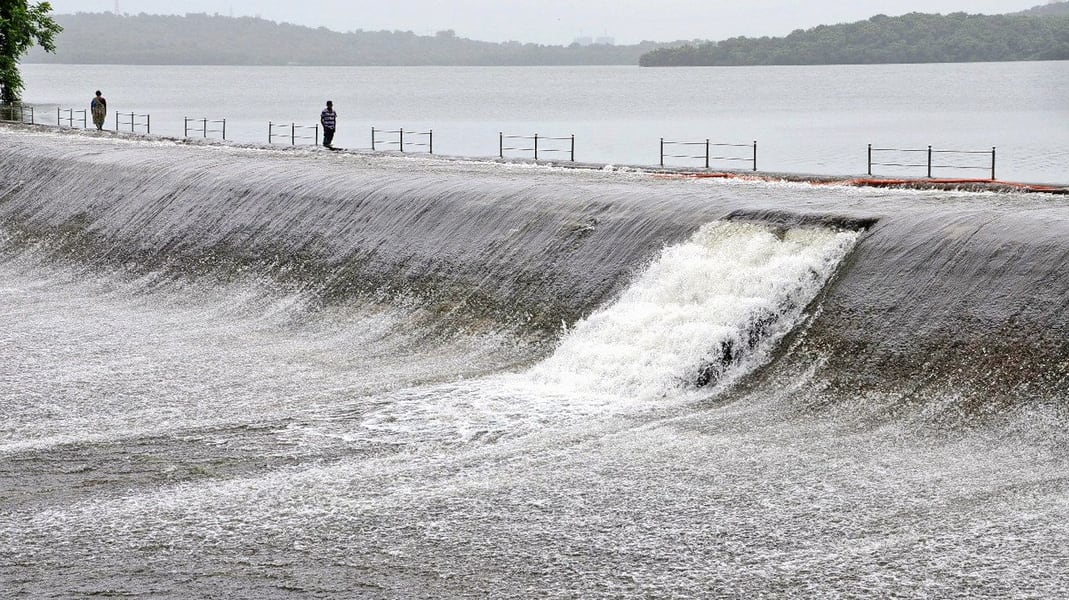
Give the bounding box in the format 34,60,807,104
528,221,859,400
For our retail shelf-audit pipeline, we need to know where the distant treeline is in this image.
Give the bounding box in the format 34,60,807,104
640,9,1069,66
23,12,676,66
23,6,1069,68
1020,1,1069,17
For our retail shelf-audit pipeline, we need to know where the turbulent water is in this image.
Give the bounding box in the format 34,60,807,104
1,125,1068,598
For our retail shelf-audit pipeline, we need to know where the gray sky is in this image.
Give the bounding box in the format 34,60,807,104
47,0,1048,44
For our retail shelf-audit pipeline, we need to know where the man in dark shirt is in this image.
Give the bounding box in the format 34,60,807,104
91,90,107,130
320,100,336,148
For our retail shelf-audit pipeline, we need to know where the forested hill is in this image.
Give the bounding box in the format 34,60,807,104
1019,1,1069,16
23,6,1069,67
23,12,672,66
639,9,1069,66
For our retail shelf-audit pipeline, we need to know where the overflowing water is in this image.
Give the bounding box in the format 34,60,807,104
1,126,1068,598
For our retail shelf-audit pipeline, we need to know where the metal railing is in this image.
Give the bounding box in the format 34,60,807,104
500,132,575,162
116,112,151,134
660,138,757,171
57,108,87,129
1,103,34,124
184,117,226,140
371,127,434,154
268,121,318,145
868,144,996,180
18,101,1026,184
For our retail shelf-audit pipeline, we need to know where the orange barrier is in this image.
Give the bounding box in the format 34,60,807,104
844,177,1067,193
653,171,1067,194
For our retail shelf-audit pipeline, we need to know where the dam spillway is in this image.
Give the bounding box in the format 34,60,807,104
1,125,1067,598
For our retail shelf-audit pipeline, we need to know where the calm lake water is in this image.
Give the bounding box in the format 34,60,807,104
20,62,1069,183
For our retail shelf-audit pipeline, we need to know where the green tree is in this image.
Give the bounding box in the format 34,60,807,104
0,0,61,103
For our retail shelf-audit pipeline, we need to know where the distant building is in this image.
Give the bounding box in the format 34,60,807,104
572,35,615,46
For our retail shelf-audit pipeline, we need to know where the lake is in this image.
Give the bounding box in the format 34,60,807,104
20,61,1069,183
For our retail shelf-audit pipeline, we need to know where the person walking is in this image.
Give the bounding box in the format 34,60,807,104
90,90,107,130
320,100,336,148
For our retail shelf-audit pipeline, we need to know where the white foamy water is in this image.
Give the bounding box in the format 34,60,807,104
528,221,859,401
302,222,859,450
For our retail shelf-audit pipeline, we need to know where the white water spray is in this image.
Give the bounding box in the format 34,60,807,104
527,221,860,401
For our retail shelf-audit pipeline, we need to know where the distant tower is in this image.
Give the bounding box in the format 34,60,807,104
114,0,119,15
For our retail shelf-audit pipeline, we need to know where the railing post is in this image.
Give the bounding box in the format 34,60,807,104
991,147,996,181
57,107,60,127
291,123,296,145
222,119,226,140
315,125,319,146
202,118,207,138
867,144,872,176
499,132,503,158
399,128,404,153
146,114,150,134
660,138,664,167
268,121,273,144
705,139,710,169
429,130,433,154
570,134,575,162
115,112,119,131
753,141,758,172
927,145,932,178
534,133,539,161
371,127,376,151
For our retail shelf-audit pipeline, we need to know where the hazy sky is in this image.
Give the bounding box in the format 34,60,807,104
47,0,1047,44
